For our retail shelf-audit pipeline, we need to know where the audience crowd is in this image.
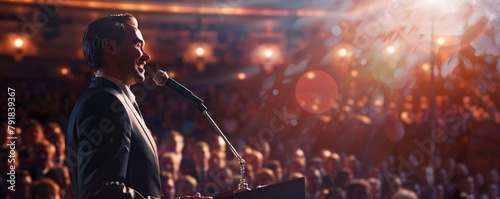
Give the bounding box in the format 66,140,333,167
0,76,499,199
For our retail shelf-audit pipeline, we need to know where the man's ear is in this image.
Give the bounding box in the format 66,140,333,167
102,38,118,56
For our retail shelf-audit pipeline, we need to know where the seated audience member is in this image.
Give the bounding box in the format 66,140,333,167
251,140,271,164
285,158,306,178
391,189,418,199
46,131,65,167
369,178,382,199
30,178,61,199
333,168,354,190
291,148,307,166
245,150,264,176
208,152,226,171
452,175,476,199
209,168,234,193
191,141,211,182
324,187,346,199
346,179,371,199
308,157,326,176
480,183,499,199
160,130,184,156
161,172,176,199
434,184,445,199
264,160,283,183
175,175,198,197
254,168,276,187
44,122,63,139
9,170,33,199
20,119,46,169
382,175,402,199
160,152,181,181
305,168,323,199
322,153,341,189
30,140,70,197
204,134,226,159
286,172,305,181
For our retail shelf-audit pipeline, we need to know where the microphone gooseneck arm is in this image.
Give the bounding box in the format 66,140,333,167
153,70,250,192
201,110,250,192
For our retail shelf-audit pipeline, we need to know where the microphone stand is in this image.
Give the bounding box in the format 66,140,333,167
194,103,250,193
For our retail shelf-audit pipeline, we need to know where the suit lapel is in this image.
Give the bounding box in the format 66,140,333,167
121,94,158,157
89,78,158,157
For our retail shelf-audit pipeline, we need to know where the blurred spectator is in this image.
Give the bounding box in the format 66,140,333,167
11,170,33,199
175,175,197,197
391,188,418,199
264,160,283,182
285,157,306,177
189,141,211,194
46,131,65,167
305,168,322,199
251,140,271,164
480,183,499,199
346,179,370,199
452,175,476,199
30,178,61,199
29,140,70,197
209,168,234,193
254,168,276,187
160,152,181,181
204,134,226,159
369,178,382,199
20,119,46,168
44,122,63,140
161,172,176,199
324,187,346,199
322,153,341,189
245,150,264,176
333,168,354,190
159,130,184,156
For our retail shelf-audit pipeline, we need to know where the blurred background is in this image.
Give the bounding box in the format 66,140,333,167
1,0,500,198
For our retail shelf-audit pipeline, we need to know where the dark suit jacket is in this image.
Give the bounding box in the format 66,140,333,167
66,78,161,199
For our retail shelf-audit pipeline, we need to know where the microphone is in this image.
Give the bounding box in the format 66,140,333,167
153,70,204,106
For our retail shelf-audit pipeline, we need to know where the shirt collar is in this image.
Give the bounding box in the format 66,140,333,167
95,72,136,104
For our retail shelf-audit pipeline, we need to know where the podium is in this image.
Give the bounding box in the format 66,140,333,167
214,177,305,199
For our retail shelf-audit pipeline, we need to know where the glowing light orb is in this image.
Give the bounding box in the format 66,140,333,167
14,38,23,48
196,47,204,56
338,48,348,57
237,72,246,80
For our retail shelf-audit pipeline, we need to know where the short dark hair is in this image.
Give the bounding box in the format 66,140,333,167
82,13,137,72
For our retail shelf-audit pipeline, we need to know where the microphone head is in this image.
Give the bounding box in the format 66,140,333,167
153,70,169,86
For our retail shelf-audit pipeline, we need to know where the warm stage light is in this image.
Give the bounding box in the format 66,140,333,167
14,38,24,48
422,63,430,71
168,71,176,78
351,70,358,77
264,48,273,58
338,48,347,57
307,71,315,79
237,72,246,80
195,47,205,56
437,37,445,45
60,67,69,75
386,46,395,54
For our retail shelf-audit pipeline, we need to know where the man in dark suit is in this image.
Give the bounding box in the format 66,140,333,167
65,13,160,199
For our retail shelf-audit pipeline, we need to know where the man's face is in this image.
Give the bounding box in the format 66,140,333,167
115,24,151,85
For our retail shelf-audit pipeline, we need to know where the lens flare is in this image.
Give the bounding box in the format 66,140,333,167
295,70,338,114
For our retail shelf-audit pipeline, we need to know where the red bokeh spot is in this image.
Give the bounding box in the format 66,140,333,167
295,70,339,114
